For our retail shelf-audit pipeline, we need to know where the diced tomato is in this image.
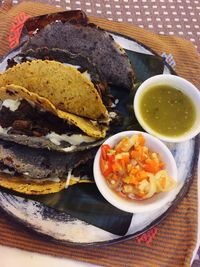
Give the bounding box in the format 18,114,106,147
143,159,160,174
129,176,138,185
159,161,165,169
135,170,148,182
129,167,139,176
100,155,112,178
101,144,111,160
117,153,129,169
140,151,148,162
138,134,145,146
127,163,133,173
99,133,174,201
112,161,123,173
111,174,118,180
130,150,140,159
136,191,147,198
107,152,116,163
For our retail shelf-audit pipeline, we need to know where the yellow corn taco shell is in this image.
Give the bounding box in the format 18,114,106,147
0,84,107,138
0,173,66,195
0,173,92,195
0,60,108,120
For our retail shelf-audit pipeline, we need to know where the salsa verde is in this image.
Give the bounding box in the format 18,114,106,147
139,84,196,136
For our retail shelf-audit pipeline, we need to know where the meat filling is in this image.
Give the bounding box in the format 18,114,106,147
0,99,82,137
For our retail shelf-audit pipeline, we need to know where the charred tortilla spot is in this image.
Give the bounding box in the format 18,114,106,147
5,157,13,163
6,89,16,96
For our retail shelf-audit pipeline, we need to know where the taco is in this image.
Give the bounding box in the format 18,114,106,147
22,20,135,89
0,60,108,121
0,84,100,195
6,47,108,98
0,139,94,195
0,84,107,150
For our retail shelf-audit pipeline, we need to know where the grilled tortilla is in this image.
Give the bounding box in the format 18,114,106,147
0,60,108,121
22,21,135,89
0,85,107,147
6,47,107,97
0,170,91,195
0,140,94,195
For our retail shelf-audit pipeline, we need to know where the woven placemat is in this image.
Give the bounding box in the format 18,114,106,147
0,2,199,267
8,0,200,52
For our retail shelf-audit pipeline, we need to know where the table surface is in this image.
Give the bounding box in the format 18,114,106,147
9,0,200,51
1,0,200,266
1,159,199,267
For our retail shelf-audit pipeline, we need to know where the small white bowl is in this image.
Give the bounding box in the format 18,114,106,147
134,74,200,142
93,131,178,213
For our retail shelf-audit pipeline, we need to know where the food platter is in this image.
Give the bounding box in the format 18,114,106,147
0,14,198,246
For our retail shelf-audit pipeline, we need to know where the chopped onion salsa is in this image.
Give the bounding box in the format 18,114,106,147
100,134,176,200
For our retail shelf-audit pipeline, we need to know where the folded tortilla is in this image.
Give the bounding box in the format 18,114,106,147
0,84,107,140
0,60,108,121
0,140,94,195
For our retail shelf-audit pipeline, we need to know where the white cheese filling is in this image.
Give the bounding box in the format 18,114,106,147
62,146,76,152
64,63,81,69
45,132,95,146
1,168,15,175
64,64,92,81
65,169,72,189
0,126,10,134
0,126,96,149
0,166,90,184
1,99,21,112
0,99,97,149
82,71,92,81
108,111,118,120
0,167,62,182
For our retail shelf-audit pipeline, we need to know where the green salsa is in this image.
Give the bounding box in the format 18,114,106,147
139,84,196,136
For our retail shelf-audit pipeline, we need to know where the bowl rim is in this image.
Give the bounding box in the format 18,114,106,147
133,74,200,143
93,130,178,213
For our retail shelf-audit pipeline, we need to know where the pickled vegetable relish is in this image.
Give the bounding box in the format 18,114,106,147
100,134,176,200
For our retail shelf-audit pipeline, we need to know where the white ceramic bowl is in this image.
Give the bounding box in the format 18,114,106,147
93,131,178,213
134,74,200,142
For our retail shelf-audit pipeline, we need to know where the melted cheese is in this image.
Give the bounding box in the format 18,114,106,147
46,132,95,146
14,56,36,63
2,99,21,111
111,98,119,108
63,64,92,81
65,169,72,189
0,126,10,134
62,146,76,152
109,111,117,119
1,168,15,175
82,71,92,81
64,63,80,69
43,177,61,182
